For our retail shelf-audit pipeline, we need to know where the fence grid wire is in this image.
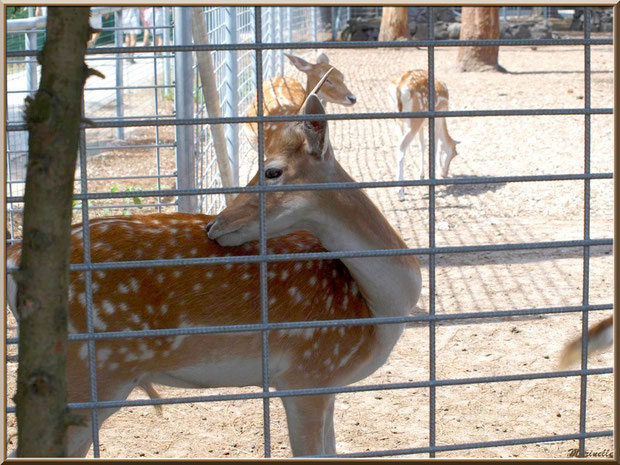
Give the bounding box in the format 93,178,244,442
5,6,614,459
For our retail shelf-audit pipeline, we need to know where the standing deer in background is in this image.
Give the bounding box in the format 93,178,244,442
243,52,356,151
6,95,420,457
388,70,460,200
559,316,613,368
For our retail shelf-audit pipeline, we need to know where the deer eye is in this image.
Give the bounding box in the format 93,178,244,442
265,167,283,179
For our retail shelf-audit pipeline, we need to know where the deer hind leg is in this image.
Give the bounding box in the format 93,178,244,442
322,395,336,455
396,119,424,201
62,377,140,457
396,129,415,201
416,119,427,180
8,415,97,457
280,393,337,457
435,117,455,178
66,419,97,457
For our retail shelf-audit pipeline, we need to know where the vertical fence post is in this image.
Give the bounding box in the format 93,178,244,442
277,7,284,75
578,7,592,457
225,7,240,186
114,10,125,140
331,7,338,40
269,7,277,77
25,30,38,97
311,6,318,43
287,7,293,44
162,6,171,98
284,7,291,61
175,7,197,212
426,6,437,458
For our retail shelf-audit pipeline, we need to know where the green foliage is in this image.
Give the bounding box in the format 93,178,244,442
7,6,30,20
106,185,144,216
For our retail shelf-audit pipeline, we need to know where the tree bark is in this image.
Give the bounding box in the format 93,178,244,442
190,7,235,204
15,6,92,457
457,7,501,72
378,7,410,41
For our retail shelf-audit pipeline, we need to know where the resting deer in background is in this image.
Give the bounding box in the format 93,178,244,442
243,52,356,151
7,95,421,457
559,316,613,368
388,70,460,201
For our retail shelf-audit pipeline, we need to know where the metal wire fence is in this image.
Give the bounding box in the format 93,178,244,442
4,5,614,459
190,7,324,213
5,6,177,240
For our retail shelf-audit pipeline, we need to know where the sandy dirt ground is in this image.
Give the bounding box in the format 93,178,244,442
5,36,614,459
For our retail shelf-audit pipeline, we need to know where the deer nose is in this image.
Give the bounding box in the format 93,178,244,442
347,95,357,104
205,220,215,234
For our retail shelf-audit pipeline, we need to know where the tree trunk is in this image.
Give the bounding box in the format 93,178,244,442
378,7,410,41
457,7,501,72
15,6,92,457
190,7,235,204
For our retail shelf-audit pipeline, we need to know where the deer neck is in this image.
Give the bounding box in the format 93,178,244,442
306,159,422,320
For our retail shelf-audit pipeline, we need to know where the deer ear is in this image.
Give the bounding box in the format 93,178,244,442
302,94,330,160
285,53,312,72
316,52,329,64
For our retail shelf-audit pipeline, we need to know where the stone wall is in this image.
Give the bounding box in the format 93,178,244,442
339,8,612,42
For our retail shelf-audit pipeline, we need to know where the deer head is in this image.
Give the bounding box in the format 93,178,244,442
208,95,333,246
285,53,357,106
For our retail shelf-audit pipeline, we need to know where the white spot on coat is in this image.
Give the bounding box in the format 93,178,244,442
97,347,112,363
102,300,115,315
129,277,139,293
78,344,88,360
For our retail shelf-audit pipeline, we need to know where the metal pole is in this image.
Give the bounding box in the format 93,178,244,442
114,10,125,140
163,6,171,98
427,7,437,457
225,7,240,186
253,7,273,457
25,30,37,97
277,7,284,75
287,7,293,47
270,7,277,77
174,7,197,212
578,7,592,457
285,7,292,66
331,7,337,41
311,6,318,43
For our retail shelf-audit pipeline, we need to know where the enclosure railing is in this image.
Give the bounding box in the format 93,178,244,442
5,6,176,241
190,6,321,214
4,5,614,459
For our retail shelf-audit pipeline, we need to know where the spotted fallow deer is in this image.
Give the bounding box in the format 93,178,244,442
243,52,356,151
388,69,460,200
6,95,421,457
559,316,613,368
